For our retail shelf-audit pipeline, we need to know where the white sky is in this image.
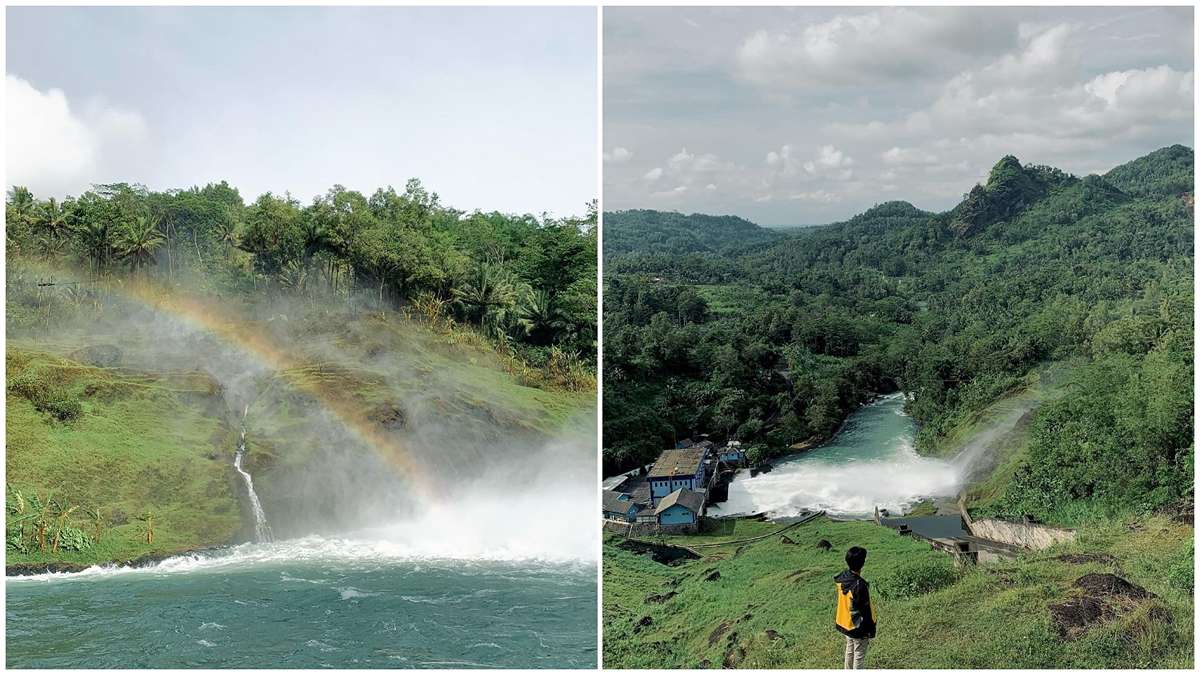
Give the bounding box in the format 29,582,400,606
6,6,597,218
604,6,1194,225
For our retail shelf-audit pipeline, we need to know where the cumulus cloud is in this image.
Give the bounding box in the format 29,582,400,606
603,146,633,163
606,7,1193,223
642,167,664,181
736,7,1018,88
6,74,149,196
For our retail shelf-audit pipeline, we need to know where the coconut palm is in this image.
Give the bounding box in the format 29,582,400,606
76,220,116,272
452,263,520,339
6,186,37,254
516,288,568,346
116,216,166,272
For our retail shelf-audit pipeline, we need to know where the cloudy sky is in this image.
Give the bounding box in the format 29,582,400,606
7,6,596,217
604,6,1194,226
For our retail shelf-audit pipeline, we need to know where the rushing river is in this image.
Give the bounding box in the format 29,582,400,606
719,393,963,518
6,537,597,669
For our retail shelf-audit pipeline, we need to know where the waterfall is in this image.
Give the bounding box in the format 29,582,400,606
233,407,272,542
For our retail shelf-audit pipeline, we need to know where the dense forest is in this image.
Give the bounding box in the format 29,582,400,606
5,179,597,384
603,145,1193,523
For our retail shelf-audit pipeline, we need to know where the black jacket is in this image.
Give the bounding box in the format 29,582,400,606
834,569,877,639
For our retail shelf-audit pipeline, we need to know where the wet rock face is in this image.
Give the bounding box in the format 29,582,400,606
367,403,407,430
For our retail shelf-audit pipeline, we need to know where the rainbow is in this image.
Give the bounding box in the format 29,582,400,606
113,279,436,501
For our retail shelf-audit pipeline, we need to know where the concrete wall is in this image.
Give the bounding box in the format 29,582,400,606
968,517,1076,550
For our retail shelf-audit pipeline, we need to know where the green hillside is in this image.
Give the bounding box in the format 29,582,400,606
604,516,1193,668
604,209,779,259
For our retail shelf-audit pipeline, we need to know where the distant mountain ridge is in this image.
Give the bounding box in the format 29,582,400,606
606,146,1193,258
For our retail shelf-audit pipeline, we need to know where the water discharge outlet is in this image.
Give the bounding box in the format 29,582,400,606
232,405,272,543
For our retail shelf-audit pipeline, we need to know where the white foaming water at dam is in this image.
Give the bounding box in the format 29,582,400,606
719,393,965,518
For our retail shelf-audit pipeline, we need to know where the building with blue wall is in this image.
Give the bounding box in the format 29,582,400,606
654,488,704,525
647,447,709,502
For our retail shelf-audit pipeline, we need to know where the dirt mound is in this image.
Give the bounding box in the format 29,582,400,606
708,621,731,646
703,568,722,582
617,539,700,566
764,629,783,641
1073,573,1154,600
779,535,796,545
634,616,653,632
1050,574,1156,640
816,539,833,551
645,591,677,604
721,633,745,668
1050,597,1110,639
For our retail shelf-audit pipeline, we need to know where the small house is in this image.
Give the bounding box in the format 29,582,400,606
718,441,746,464
647,447,709,503
602,490,641,523
655,488,705,525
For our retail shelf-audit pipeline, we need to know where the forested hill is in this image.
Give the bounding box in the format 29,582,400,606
603,146,1193,526
603,209,779,258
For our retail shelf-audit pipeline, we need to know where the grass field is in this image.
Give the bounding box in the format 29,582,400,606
603,516,1193,669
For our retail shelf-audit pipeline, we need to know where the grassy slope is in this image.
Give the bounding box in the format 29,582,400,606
603,517,1193,669
6,350,241,566
6,295,593,568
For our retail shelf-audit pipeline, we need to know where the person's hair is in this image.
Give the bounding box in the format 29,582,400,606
845,546,867,572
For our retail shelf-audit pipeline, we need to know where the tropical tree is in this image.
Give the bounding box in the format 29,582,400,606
116,216,166,272
452,263,521,339
75,220,116,272
517,288,567,345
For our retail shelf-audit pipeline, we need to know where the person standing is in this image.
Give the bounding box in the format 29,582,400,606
834,546,877,669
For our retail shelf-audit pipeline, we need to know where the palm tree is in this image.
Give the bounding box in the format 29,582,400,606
452,263,520,339
517,288,567,346
76,220,116,272
33,198,70,260
6,186,37,254
116,216,165,273
215,205,241,247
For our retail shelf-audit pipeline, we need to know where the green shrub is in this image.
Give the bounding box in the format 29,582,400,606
42,396,83,421
8,369,53,403
8,368,82,421
874,558,959,599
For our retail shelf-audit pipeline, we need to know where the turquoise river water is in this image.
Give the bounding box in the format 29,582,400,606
719,393,966,518
6,537,597,668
